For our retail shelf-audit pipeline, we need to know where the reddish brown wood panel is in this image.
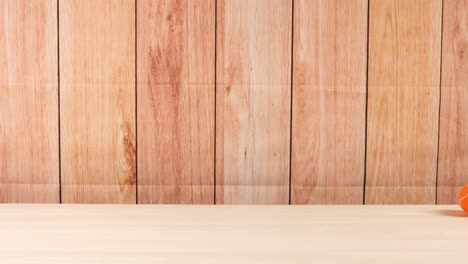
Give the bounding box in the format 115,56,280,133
137,0,215,204
366,0,442,204
0,0,59,203
291,0,367,204
437,0,468,204
60,0,136,203
216,0,292,204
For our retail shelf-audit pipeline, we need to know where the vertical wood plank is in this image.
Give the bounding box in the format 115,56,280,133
291,0,367,204
137,0,215,204
0,0,59,203
216,0,292,204
60,0,136,203
437,0,468,204
366,0,442,204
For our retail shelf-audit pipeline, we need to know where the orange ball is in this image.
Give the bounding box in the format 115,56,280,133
459,185,468,212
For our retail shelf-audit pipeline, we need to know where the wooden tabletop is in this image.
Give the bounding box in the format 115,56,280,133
0,205,466,263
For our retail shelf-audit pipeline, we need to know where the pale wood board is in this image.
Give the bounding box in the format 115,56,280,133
291,0,367,204
0,205,466,263
216,0,292,204
0,0,59,202
437,0,468,204
137,0,215,204
366,0,442,204
60,0,136,203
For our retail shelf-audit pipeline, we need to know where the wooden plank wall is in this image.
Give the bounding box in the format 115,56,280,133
216,0,292,204
437,0,468,204
291,0,367,204
0,0,466,205
366,0,442,204
60,0,136,203
137,0,215,204
0,0,59,203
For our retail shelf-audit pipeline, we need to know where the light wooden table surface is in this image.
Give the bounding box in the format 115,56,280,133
0,205,466,263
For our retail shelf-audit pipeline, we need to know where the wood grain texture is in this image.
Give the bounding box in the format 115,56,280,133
291,0,367,204
0,205,466,263
60,0,136,203
366,0,442,204
137,0,215,204
0,0,59,203
216,0,292,204
437,0,468,204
